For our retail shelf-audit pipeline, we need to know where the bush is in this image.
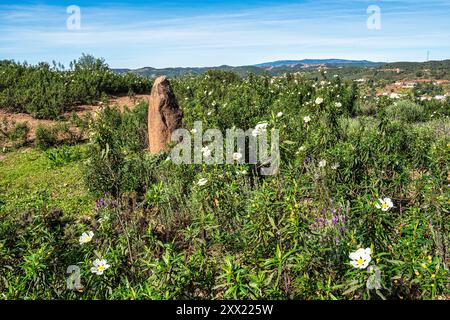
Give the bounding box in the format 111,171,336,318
0,118,29,148
44,145,85,167
0,55,152,119
34,122,86,150
385,100,426,123
35,125,59,150
83,101,152,197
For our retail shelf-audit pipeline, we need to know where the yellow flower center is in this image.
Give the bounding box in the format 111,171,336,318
97,265,105,271
381,203,389,209
85,237,92,242
357,258,364,265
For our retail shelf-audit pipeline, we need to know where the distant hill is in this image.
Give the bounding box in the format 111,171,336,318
114,65,265,77
113,59,450,79
254,59,383,68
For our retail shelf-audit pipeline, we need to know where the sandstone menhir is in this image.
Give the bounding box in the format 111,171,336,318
148,76,183,154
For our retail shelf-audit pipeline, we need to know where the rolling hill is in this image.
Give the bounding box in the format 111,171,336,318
113,59,450,80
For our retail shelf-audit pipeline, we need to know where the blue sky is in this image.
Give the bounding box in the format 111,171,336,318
1,0,450,68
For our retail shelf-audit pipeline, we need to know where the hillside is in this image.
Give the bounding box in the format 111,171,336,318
114,59,450,80
254,59,383,67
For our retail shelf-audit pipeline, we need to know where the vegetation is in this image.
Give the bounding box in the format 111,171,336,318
0,66,449,300
116,59,450,81
1,118,30,149
0,54,152,119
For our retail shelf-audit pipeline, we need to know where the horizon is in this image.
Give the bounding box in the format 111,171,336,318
3,55,450,70
122,57,446,71
1,0,450,69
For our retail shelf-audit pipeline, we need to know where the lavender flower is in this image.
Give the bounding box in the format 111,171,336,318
96,198,106,209
331,215,338,225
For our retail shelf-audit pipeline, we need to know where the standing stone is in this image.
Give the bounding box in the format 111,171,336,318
148,76,183,154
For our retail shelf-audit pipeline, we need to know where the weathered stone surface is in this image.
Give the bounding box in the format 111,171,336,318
148,76,183,154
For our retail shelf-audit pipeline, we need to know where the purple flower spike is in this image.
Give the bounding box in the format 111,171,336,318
332,215,338,225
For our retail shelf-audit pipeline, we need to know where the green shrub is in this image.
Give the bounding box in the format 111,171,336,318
44,145,84,167
385,100,426,123
0,118,29,148
83,102,152,197
35,125,59,150
0,55,152,119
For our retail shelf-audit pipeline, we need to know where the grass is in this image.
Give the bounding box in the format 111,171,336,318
0,145,94,218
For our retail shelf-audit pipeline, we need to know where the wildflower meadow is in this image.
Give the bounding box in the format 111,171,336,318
1,64,449,301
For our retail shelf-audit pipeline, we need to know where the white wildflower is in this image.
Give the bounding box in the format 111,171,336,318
197,178,208,187
202,146,212,158
331,162,340,170
315,97,324,105
349,248,372,269
375,198,394,212
90,259,110,275
232,152,243,161
252,122,268,137
79,231,94,245
318,160,327,168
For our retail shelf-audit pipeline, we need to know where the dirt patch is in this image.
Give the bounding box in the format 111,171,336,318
379,79,450,96
0,94,150,141
110,95,151,111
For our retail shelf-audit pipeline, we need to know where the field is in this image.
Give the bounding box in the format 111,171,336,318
0,57,449,300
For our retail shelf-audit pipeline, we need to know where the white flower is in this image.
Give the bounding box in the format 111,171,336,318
79,231,94,245
331,162,340,170
190,128,198,134
318,160,327,168
90,259,110,275
303,116,311,124
202,146,212,158
232,152,243,161
252,122,268,137
237,170,248,176
349,248,372,269
335,102,342,108
277,112,283,118
315,97,324,105
197,178,208,187
375,198,394,212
